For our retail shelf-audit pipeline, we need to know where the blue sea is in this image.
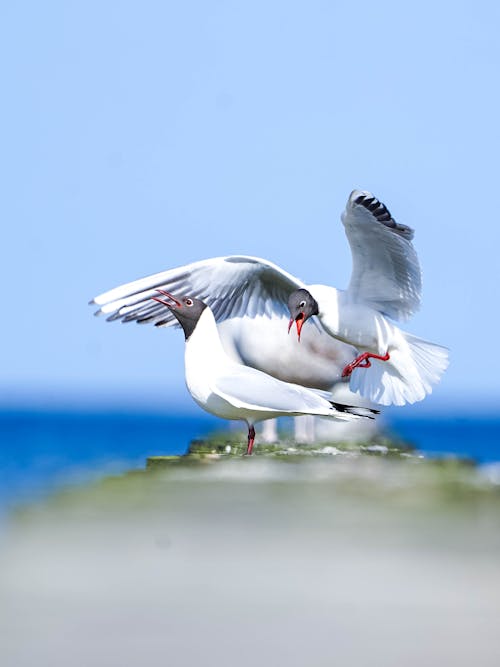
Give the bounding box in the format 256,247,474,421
1,409,499,511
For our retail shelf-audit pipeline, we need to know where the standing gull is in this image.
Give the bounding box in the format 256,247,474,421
151,291,376,454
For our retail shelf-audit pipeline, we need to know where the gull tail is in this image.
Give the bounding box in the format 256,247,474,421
348,332,449,407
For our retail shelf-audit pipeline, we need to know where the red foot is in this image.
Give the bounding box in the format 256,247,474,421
246,425,256,455
342,351,390,378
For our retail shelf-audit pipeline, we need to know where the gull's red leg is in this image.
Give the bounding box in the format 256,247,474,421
246,425,256,456
342,351,390,378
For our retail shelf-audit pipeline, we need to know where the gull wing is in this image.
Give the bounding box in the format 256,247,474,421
214,368,327,413
91,256,306,327
342,190,422,322
213,366,356,419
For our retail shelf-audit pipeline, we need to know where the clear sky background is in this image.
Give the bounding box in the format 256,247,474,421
1,1,499,412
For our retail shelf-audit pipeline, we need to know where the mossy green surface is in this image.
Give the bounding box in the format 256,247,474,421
147,432,414,464
8,433,494,522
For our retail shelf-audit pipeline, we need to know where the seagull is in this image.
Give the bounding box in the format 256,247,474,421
91,189,448,407
287,191,449,405
91,251,360,444
149,291,377,454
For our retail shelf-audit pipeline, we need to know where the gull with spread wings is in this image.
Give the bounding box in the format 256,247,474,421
149,291,376,455
91,190,448,406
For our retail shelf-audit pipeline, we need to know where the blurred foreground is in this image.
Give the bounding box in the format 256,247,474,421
1,447,500,666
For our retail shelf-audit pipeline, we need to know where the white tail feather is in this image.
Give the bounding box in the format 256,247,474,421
348,332,449,406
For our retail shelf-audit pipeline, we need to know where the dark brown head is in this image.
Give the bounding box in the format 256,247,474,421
152,290,207,340
287,289,319,341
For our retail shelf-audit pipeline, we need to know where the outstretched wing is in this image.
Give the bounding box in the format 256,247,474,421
91,256,306,327
342,190,422,321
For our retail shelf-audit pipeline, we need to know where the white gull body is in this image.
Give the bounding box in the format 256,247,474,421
91,189,448,407
300,283,448,405
162,295,371,454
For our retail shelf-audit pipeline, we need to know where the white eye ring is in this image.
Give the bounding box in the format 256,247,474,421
185,298,193,307
299,300,306,308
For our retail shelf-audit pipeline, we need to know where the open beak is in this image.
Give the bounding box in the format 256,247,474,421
151,289,182,309
288,313,305,341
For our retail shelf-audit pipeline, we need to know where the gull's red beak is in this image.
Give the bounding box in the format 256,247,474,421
288,313,305,341
151,289,182,309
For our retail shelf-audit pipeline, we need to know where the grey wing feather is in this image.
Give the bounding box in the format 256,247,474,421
214,367,333,414
91,256,305,327
342,190,422,321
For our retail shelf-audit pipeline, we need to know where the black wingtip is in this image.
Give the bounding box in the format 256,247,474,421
353,193,394,224
352,191,414,240
330,401,380,418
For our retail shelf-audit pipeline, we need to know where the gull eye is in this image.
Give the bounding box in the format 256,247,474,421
185,298,193,307
299,300,306,308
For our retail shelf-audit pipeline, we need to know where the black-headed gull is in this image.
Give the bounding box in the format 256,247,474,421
91,189,447,406
91,256,359,440
150,291,376,454
287,191,449,405
91,267,359,444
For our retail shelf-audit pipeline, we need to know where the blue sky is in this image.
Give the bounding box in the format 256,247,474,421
1,1,499,411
